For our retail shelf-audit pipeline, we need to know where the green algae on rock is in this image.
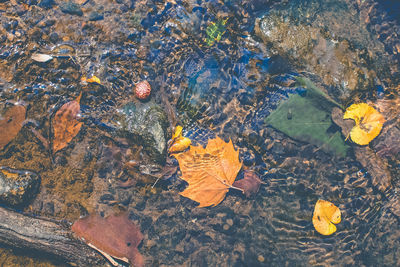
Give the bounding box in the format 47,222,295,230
0,167,40,206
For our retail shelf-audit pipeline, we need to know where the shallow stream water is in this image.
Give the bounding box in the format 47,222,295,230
0,0,399,266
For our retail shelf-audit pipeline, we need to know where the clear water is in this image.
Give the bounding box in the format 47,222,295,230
0,0,399,266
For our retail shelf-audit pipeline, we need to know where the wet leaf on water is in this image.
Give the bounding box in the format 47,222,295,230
374,98,400,123
171,125,183,140
312,199,341,236
71,212,144,267
168,125,191,153
0,105,26,150
343,103,385,145
31,53,54,63
295,77,343,109
173,137,242,207
52,94,83,152
169,136,192,153
265,93,349,157
232,170,263,198
81,75,101,84
331,107,354,137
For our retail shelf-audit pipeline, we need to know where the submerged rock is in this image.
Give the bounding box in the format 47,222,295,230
0,167,41,206
115,100,168,164
255,12,377,99
60,2,83,16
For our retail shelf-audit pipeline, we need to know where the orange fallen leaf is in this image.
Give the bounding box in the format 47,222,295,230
312,199,341,235
173,136,242,207
343,103,385,145
0,105,26,150
72,212,143,267
52,94,83,152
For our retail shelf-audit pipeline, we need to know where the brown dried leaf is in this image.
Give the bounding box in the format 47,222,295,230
232,170,262,198
71,212,144,267
0,105,26,150
331,107,354,137
52,95,83,152
173,137,242,207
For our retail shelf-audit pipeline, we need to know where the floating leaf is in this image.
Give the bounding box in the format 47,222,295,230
232,170,262,197
343,103,385,145
31,53,53,63
52,94,83,152
0,105,26,150
265,93,349,157
173,137,242,207
295,77,343,109
169,136,191,153
171,125,183,140
168,125,191,153
71,212,143,267
312,199,341,236
81,75,101,84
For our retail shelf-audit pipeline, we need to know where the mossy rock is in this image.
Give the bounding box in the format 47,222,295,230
115,101,169,164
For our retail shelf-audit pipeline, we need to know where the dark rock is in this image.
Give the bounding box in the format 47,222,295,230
49,32,59,43
38,0,54,8
60,2,83,16
0,167,41,206
99,193,114,203
115,100,169,164
88,11,104,21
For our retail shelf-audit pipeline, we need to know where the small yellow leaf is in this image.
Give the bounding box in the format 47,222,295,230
343,103,385,145
172,125,183,140
169,136,191,153
86,76,101,84
312,199,341,235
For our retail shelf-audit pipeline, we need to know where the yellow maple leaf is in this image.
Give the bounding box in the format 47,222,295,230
173,137,242,207
312,199,341,235
343,103,385,145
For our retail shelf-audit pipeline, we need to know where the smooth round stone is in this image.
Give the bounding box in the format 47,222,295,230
0,167,41,206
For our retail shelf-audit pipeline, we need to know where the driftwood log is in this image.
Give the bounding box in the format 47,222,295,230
0,207,108,266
